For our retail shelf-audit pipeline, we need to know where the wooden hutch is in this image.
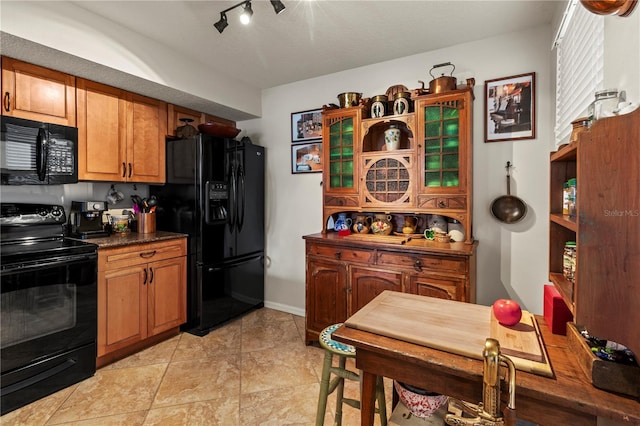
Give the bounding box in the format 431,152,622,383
304,85,478,344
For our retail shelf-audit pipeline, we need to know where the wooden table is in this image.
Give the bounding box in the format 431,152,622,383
333,313,640,426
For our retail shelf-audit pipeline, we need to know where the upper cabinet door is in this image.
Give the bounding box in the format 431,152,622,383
415,91,471,197
167,104,203,137
1,57,76,126
77,80,166,183
76,78,127,182
127,93,167,183
323,107,361,196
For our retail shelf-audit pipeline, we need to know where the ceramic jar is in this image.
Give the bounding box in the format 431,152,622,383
393,91,412,115
384,126,400,151
427,214,447,234
371,214,393,235
334,213,352,231
447,219,464,242
401,215,419,234
352,215,372,234
370,95,388,118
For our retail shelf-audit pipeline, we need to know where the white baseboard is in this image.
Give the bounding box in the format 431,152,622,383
263,300,305,318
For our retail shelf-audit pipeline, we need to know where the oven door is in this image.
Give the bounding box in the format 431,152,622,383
1,252,97,374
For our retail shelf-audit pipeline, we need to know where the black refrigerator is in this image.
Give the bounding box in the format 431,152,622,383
150,135,265,336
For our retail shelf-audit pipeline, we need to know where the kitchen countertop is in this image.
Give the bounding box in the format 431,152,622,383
303,232,478,257
70,231,187,249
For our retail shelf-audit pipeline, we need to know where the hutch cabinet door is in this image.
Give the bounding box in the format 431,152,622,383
408,273,465,302
415,91,472,201
350,267,403,314
305,258,348,340
323,107,361,198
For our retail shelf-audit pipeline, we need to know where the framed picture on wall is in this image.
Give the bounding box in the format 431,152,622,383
291,140,322,174
484,72,536,142
291,109,323,142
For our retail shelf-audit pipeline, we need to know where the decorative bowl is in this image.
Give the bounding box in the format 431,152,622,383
394,381,449,419
197,122,241,138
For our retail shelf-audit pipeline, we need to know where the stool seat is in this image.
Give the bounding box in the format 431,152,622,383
319,323,356,356
316,323,387,426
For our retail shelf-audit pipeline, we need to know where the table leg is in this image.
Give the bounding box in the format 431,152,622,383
361,370,376,426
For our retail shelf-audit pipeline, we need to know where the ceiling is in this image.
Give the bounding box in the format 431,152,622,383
70,0,558,90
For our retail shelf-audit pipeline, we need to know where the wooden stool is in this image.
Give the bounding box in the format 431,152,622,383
316,323,387,426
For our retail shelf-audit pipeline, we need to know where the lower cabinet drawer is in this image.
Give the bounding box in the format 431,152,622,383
99,239,186,270
307,244,374,263
377,251,467,274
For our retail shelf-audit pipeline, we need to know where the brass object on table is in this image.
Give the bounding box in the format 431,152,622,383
445,338,517,426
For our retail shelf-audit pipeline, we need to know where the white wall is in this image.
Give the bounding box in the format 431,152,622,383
241,25,555,316
245,10,640,317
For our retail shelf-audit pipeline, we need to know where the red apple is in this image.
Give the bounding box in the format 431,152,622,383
492,299,522,326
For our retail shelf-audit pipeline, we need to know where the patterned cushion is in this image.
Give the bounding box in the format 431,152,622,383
319,323,356,356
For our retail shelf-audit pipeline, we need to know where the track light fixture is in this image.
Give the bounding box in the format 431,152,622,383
213,0,285,34
270,0,286,15
213,13,229,33
239,2,253,25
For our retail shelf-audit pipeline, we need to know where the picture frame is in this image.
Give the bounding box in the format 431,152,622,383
291,109,323,142
484,72,536,142
291,140,322,174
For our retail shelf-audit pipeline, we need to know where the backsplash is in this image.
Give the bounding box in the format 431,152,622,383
0,182,149,215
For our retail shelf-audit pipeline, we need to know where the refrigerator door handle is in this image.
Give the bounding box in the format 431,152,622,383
237,165,246,231
204,180,213,225
228,164,237,232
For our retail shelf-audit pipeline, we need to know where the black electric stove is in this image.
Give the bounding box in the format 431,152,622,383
1,203,98,415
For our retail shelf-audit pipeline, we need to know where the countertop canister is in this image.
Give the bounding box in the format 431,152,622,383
137,212,156,234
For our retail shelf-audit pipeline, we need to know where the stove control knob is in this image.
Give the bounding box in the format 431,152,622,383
38,209,49,216
92,202,103,210
51,207,62,216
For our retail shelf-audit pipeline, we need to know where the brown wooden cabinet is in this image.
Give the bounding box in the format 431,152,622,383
320,87,474,243
77,78,167,183
167,104,204,137
1,57,76,126
97,238,186,364
322,107,362,210
307,86,477,344
304,233,477,344
549,108,639,356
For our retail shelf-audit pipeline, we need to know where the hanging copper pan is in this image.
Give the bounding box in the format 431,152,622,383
490,162,527,224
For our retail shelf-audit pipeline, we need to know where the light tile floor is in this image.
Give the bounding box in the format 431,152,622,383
1,308,393,425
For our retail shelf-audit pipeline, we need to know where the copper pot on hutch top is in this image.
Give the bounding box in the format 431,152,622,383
428,62,457,94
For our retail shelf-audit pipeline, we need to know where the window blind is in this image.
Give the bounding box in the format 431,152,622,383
554,3,604,147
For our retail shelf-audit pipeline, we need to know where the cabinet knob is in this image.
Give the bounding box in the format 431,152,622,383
128,163,132,178
143,268,148,285
122,162,127,178
149,267,154,284
334,251,342,260
3,92,10,112
438,200,447,208
414,259,423,272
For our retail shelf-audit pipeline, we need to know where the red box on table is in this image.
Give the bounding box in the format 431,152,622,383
544,284,573,335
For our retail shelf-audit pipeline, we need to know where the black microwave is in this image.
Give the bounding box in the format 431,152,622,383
1,116,78,185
